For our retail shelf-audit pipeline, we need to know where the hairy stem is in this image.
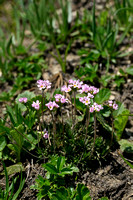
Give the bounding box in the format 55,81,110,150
74,90,76,123
78,106,90,163
91,112,97,157
51,112,56,153
85,107,90,144
61,107,64,142
110,115,114,147
71,96,74,125
42,90,45,126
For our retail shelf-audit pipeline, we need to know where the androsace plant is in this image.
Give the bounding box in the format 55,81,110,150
0,78,129,163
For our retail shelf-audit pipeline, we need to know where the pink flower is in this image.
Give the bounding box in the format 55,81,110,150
108,100,113,107
43,129,49,139
37,79,51,90
54,94,68,104
79,85,99,95
79,96,91,105
19,97,28,103
69,79,83,89
78,84,90,94
90,102,103,113
45,101,59,110
90,107,94,113
87,93,94,98
54,94,62,102
113,103,118,110
32,100,41,110
61,85,72,93
108,100,118,110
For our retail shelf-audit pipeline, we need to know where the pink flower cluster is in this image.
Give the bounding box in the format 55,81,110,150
61,85,71,93
37,79,51,90
45,101,59,110
108,100,118,110
68,79,83,89
32,100,41,110
79,85,99,95
43,129,49,139
90,103,103,113
79,96,91,105
61,79,83,92
19,97,28,103
89,86,99,95
54,94,68,103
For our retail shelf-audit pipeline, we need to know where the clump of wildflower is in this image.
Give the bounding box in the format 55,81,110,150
61,85,72,93
54,94,68,104
90,102,103,113
32,100,41,110
79,96,91,105
19,97,28,103
43,129,49,139
37,79,51,90
108,100,118,110
45,101,59,110
68,79,83,89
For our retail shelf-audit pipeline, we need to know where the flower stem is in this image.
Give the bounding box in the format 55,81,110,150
78,107,90,163
61,107,64,142
85,107,90,145
91,112,96,157
51,112,56,153
74,90,76,122
42,90,45,126
71,96,74,125
110,115,114,148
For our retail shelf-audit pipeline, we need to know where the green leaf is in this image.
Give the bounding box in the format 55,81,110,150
44,163,58,174
96,113,112,132
75,184,91,200
95,88,111,104
3,162,9,198
60,166,79,176
119,139,133,153
126,66,133,75
12,171,25,200
6,105,17,126
69,166,79,173
57,157,65,172
0,136,6,151
98,197,109,200
6,35,13,57
114,109,130,140
9,125,24,161
51,187,70,200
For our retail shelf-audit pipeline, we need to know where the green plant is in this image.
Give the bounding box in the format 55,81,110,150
1,78,130,165
75,63,98,83
17,0,72,45
31,156,79,199
0,162,25,200
114,0,133,27
77,2,133,72
54,0,72,43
